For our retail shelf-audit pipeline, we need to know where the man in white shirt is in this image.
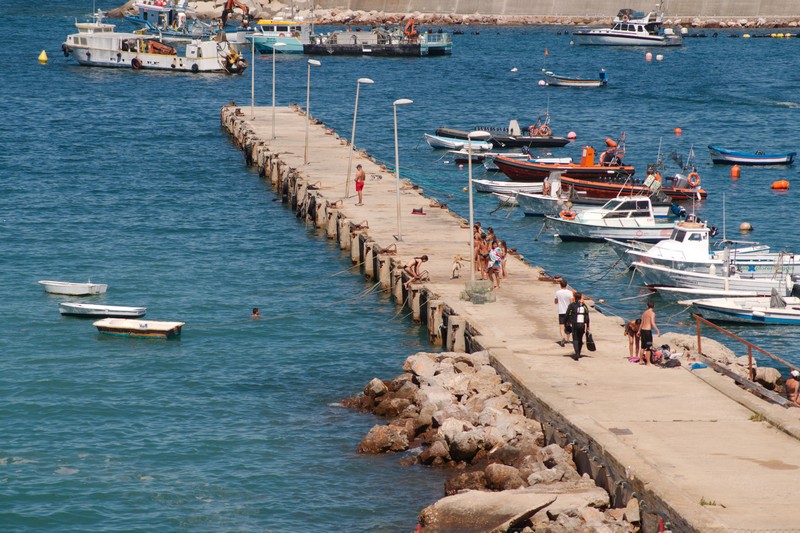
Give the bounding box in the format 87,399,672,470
554,279,573,347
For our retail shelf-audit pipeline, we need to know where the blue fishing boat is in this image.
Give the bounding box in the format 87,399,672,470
124,0,214,41
708,145,796,165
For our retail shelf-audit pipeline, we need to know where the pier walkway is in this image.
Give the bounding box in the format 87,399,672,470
222,104,800,532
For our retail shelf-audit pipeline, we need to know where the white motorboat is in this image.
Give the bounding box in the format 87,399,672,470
544,196,676,242
543,70,608,87
39,280,108,296
473,179,543,194
633,261,795,296
59,302,146,318
93,318,185,338
424,133,492,151
607,219,800,277
62,11,248,74
680,290,800,325
572,5,682,47
654,286,763,301
491,192,519,206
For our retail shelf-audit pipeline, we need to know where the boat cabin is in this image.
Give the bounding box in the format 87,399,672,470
598,197,655,219
253,19,311,41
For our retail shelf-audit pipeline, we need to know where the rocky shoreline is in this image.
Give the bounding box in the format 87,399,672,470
109,2,800,30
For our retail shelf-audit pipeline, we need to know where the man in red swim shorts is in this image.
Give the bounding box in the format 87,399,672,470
355,164,365,205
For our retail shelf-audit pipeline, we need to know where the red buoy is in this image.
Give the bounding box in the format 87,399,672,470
731,164,741,179
771,180,790,190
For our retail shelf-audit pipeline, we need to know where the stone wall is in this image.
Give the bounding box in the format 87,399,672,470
306,0,800,18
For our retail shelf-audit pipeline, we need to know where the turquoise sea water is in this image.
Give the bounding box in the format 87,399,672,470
4,2,800,530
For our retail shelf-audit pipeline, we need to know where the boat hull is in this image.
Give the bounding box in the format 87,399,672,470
39,280,108,296
435,127,570,148
60,303,146,318
93,318,185,338
473,180,542,194
708,145,796,166
633,262,793,295
546,217,675,242
572,31,682,46
519,193,671,218
494,157,635,182
560,175,706,201
683,297,800,325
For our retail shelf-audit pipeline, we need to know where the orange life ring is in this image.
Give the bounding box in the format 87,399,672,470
560,210,576,220
687,172,701,187
528,126,538,136
538,125,551,137
278,32,286,37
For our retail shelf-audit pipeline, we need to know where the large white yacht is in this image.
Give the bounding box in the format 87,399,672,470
572,5,682,47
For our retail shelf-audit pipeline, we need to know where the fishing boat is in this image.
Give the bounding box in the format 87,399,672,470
59,302,147,318
39,280,108,296
494,139,634,181
544,196,676,242
517,173,678,218
572,5,682,47
424,133,492,151
473,179,543,194
447,150,570,166
435,116,571,149
543,70,608,88
708,145,796,166
93,318,185,338
305,22,451,56
124,0,213,41
679,290,800,325
246,19,312,54
632,261,796,296
62,11,248,74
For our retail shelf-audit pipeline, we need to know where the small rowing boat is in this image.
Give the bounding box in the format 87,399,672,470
60,302,146,318
39,280,108,296
708,145,796,166
543,70,608,88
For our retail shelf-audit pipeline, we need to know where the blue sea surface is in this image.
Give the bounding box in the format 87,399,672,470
3,1,800,530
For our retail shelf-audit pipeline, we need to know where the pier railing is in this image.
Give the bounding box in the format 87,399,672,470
691,313,797,405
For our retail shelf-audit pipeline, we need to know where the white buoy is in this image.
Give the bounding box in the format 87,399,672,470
537,80,546,86
656,54,664,61
510,67,518,72
645,52,653,62
567,131,577,139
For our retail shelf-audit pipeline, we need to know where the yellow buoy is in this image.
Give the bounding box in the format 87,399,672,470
38,49,48,64
740,222,752,231
743,34,751,38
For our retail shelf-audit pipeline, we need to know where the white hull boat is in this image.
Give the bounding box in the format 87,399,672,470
62,12,247,74
633,261,795,296
543,70,608,87
39,280,108,296
60,302,146,318
544,196,675,242
654,286,763,301
424,133,492,151
473,179,542,194
93,318,185,338
572,6,682,47
680,292,800,325
491,192,518,206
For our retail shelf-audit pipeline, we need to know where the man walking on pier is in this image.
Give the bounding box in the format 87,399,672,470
554,279,573,347
355,164,366,206
565,292,590,359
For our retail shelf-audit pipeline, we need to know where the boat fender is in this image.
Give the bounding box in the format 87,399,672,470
539,125,551,137
559,210,576,220
687,172,701,187
653,172,662,182
62,43,70,57
86,52,91,61
191,63,199,73
131,57,142,69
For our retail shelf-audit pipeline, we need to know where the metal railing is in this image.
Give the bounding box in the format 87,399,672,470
692,313,798,380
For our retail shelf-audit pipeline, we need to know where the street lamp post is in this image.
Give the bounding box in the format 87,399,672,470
250,36,255,119
344,77,374,199
392,98,413,241
303,59,321,165
270,42,286,139
467,130,492,281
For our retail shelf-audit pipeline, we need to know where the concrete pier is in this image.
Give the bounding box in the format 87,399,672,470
222,104,800,532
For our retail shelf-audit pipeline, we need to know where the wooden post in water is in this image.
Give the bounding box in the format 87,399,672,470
364,241,375,280
447,316,466,352
427,299,444,345
378,255,391,290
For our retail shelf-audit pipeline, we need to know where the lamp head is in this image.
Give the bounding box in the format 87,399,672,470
393,98,413,106
358,78,375,84
307,59,321,67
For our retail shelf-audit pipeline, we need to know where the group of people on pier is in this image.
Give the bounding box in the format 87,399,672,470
473,223,508,289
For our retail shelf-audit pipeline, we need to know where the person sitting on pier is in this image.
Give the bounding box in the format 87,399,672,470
403,255,428,289
786,369,800,407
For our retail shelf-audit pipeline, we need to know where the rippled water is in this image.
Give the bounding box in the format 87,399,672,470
3,2,800,530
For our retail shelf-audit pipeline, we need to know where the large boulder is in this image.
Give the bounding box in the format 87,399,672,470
485,463,526,491
418,489,557,532
357,424,409,453
444,470,487,495
418,439,452,466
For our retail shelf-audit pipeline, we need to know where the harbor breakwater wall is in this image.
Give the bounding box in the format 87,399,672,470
278,0,800,19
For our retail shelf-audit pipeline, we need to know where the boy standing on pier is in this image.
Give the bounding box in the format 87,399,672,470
355,164,366,206
638,301,660,365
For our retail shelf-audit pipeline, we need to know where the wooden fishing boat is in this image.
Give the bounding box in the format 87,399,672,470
435,116,571,148
473,179,543,194
543,70,608,88
38,280,108,296
59,302,147,318
708,145,796,166
93,318,185,338
560,174,706,201
424,133,492,151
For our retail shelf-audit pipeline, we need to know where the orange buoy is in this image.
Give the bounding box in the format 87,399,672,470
674,127,682,136
604,137,617,148
771,180,790,190
731,164,741,178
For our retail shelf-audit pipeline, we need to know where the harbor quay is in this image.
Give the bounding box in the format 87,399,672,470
221,103,800,532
